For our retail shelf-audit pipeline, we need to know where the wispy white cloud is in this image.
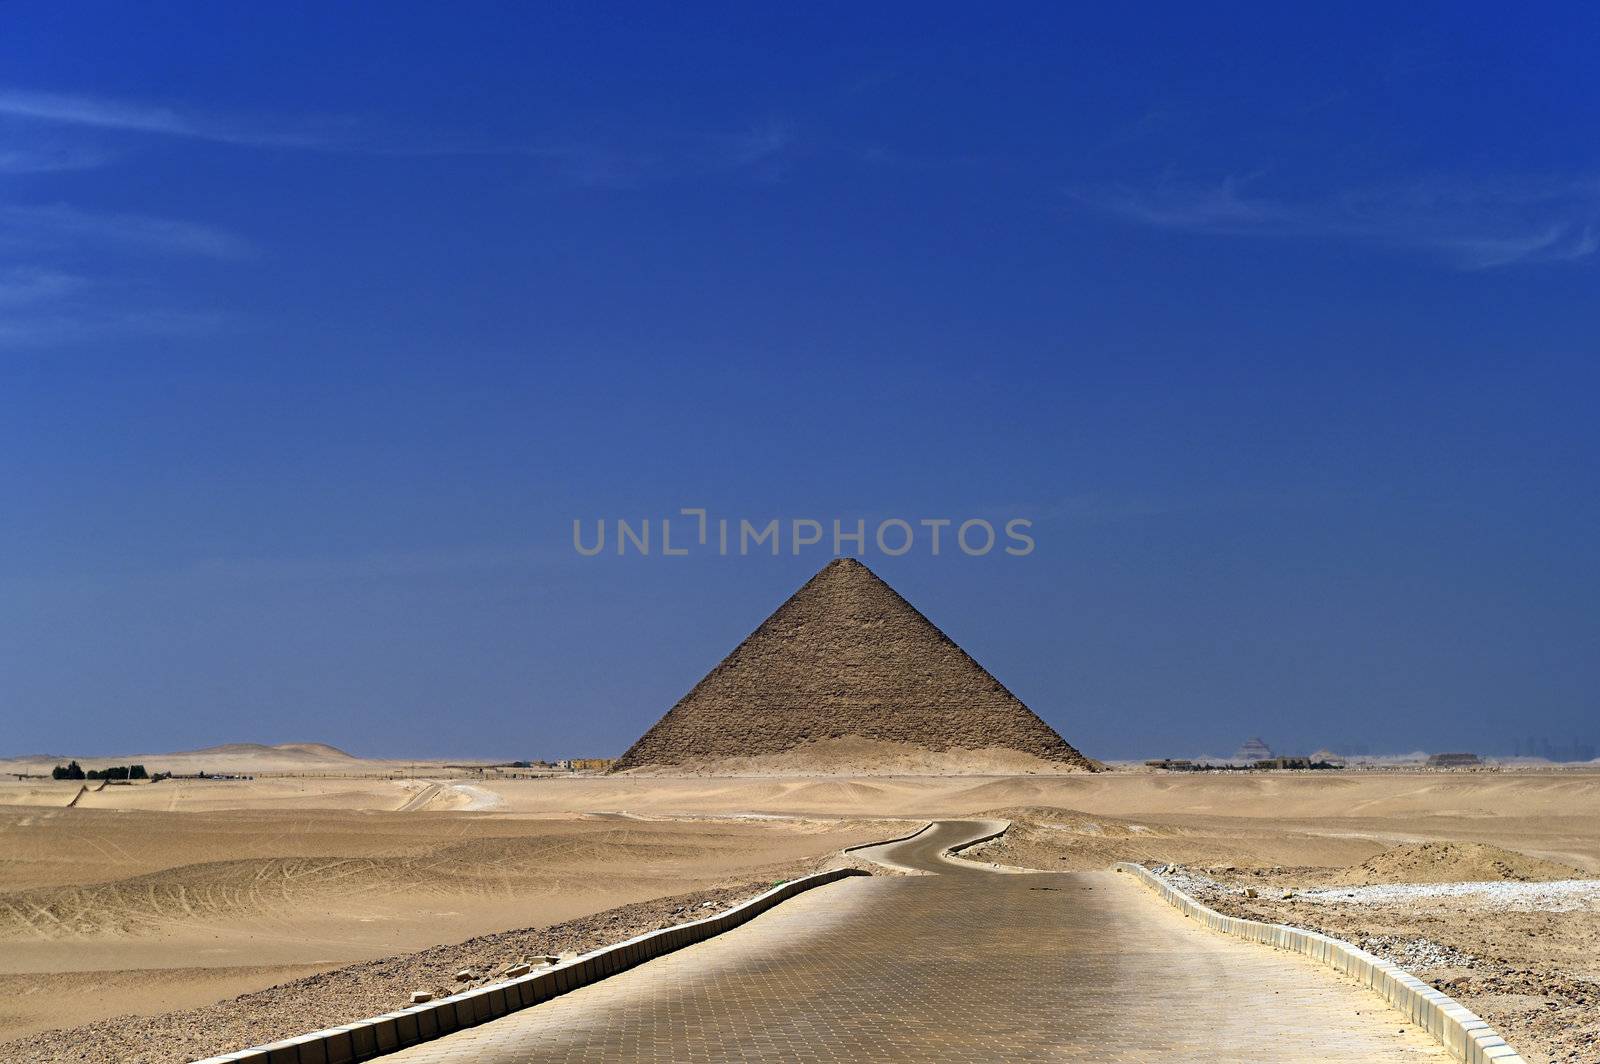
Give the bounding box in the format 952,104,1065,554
0,306,224,348
719,121,793,168
0,272,228,349
0,267,89,307
0,252,229,351
1068,174,1600,269
0,89,196,136
0,203,250,258
0,86,799,188
1075,175,1285,231
0,207,244,349
0,143,112,174
0,88,334,148
1427,224,1599,270
515,121,799,189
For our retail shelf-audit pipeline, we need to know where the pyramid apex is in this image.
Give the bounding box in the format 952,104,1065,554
815,555,884,584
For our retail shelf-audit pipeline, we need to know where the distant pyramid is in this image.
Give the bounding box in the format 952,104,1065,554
612,558,1097,774
1235,737,1274,761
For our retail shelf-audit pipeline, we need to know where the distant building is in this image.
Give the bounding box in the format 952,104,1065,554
1309,748,1347,767
553,757,615,772
1234,737,1274,761
1251,757,1341,770
1426,752,1483,768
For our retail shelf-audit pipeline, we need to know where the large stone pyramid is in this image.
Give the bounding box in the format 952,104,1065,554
612,558,1096,774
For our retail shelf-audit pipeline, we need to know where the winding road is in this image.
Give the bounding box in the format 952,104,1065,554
385,821,1445,1062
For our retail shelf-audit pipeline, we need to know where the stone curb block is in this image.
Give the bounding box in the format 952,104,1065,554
840,821,932,852
190,866,870,1064
942,820,1010,861
1114,862,1527,1064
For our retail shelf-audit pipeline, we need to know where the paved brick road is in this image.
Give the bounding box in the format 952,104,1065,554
386,821,1444,1062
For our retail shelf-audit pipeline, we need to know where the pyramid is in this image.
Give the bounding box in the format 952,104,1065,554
1235,737,1274,761
612,558,1097,774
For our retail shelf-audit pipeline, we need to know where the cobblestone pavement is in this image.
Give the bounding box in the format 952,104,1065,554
385,821,1445,1062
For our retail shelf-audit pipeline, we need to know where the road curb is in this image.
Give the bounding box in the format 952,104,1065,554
934,816,1011,870
942,819,1009,859
191,867,870,1064
939,819,1053,874
1115,862,1526,1064
841,820,932,852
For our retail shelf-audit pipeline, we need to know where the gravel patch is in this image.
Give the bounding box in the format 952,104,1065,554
1155,865,1243,905
1154,866,1600,918
1350,934,1479,971
1292,879,1600,912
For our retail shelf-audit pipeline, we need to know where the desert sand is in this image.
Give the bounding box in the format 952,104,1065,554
0,774,905,1048
0,742,490,780
3,762,1599,1062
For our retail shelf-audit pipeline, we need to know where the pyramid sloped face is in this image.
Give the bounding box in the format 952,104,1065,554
613,558,1097,773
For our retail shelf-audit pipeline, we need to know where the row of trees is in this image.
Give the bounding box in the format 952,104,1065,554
51,761,160,781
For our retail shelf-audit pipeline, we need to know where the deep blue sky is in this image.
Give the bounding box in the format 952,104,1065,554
3,4,1597,761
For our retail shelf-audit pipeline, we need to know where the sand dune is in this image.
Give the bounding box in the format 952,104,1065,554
0,784,84,808
0,800,894,1007
0,798,896,1044
965,805,1390,872
0,827,842,941
0,812,887,938
779,779,893,807
1331,841,1587,885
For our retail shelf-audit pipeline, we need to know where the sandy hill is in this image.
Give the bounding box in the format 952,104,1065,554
1333,841,1588,884
275,742,357,758
0,742,449,777
188,742,358,761
613,558,1097,775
